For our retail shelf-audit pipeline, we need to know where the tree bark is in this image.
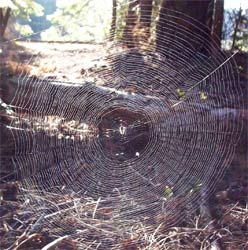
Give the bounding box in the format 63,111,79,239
138,0,153,41
109,0,117,41
122,0,139,48
0,7,11,39
1,76,162,117
211,0,224,47
139,0,153,29
156,0,214,55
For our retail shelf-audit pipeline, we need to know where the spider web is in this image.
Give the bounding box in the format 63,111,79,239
4,3,244,249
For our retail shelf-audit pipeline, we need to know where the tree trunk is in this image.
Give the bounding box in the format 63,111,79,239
156,0,214,55
122,0,139,48
140,0,153,29
211,0,224,47
0,8,11,39
138,0,153,42
109,0,117,41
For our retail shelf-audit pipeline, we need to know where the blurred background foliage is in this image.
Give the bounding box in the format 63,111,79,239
222,8,248,51
0,0,44,38
0,0,247,50
41,0,112,42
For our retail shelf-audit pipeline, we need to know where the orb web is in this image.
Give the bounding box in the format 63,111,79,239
7,4,243,249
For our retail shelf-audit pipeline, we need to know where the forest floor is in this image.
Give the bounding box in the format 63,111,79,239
0,41,247,250
0,41,106,80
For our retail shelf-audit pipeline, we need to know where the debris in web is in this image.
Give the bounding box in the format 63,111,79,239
1,3,244,250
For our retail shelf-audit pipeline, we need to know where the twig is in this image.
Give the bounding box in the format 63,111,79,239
13,233,39,250
93,197,101,219
41,235,69,250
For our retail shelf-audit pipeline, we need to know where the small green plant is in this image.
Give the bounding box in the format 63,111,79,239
164,185,173,200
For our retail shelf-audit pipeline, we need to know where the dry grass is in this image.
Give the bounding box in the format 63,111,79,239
0,182,247,250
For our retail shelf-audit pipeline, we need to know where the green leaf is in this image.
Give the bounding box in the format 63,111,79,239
165,185,173,199
14,23,33,36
